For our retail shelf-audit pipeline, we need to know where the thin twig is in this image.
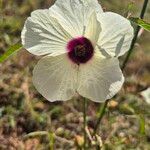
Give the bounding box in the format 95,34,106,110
85,126,93,142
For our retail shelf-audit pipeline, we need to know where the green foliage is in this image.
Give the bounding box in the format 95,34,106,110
0,44,22,63
130,17,150,32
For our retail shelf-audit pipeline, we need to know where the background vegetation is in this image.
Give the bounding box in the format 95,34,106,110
0,0,150,149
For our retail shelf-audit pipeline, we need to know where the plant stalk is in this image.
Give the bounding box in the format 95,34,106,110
121,0,149,70
93,100,108,135
83,98,87,149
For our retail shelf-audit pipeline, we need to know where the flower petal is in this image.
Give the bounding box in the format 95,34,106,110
97,12,134,57
141,88,150,104
33,54,78,102
84,12,101,46
49,0,103,37
21,9,72,56
77,56,124,102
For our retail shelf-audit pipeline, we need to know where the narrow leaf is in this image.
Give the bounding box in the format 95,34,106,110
130,17,150,32
0,44,22,63
139,115,145,135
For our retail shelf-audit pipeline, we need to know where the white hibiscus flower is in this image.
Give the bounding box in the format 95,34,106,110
21,0,134,102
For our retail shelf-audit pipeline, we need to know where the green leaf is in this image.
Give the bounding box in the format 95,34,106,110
0,43,22,63
130,17,150,32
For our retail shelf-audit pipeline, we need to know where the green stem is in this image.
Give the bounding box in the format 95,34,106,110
93,100,108,135
83,98,87,149
121,0,149,70
49,132,54,150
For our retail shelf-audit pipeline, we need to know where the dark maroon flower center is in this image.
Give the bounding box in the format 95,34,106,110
67,37,94,64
